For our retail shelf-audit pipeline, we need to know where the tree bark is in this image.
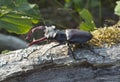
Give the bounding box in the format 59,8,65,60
0,42,120,82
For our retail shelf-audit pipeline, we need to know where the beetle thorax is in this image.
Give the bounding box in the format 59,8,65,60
44,26,57,39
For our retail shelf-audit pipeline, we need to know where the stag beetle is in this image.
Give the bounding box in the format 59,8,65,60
26,26,93,46
26,26,93,59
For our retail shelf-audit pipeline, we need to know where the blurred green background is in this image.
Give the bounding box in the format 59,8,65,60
0,0,120,53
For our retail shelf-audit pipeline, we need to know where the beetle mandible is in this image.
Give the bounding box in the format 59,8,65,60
26,26,93,59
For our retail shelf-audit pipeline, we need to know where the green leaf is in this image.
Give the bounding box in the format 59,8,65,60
80,22,93,31
114,1,120,16
0,15,32,34
79,9,96,31
0,0,40,34
1,50,10,54
72,0,82,12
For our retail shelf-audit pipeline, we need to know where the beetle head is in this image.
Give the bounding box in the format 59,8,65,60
26,25,57,40
26,25,58,46
44,25,57,39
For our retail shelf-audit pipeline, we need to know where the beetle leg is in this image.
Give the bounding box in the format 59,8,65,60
28,37,47,46
67,43,76,59
88,48,105,59
81,44,105,60
42,43,62,62
26,26,45,40
67,43,88,61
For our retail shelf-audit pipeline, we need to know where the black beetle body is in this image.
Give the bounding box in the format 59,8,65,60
26,26,93,46
65,29,93,43
44,26,92,44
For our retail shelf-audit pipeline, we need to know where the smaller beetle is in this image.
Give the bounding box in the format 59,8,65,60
26,26,93,59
